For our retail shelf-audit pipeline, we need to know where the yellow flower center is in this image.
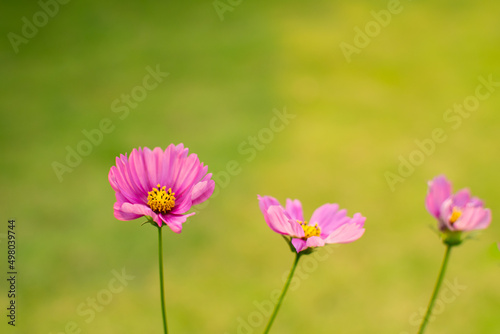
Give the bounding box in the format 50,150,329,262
298,221,321,239
449,208,462,224
147,184,175,214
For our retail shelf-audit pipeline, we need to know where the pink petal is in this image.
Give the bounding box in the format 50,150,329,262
425,175,452,219
158,144,180,189
113,202,143,221
351,212,366,227
121,202,156,220
258,195,282,211
309,203,347,235
475,209,492,229
258,195,282,225
163,144,190,193
126,147,154,196
438,198,454,231
111,155,144,203
291,238,307,253
191,176,215,205
285,199,304,222
453,207,491,231
172,153,202,197
266,206,304,237
108,166,119,191
123,150,146,196
469,196,484,207
170,192,193,215
160,213,194,233
192,162,210,186
143,147,160,187
306,236,326,249
451,189,471,208
323,216,366,244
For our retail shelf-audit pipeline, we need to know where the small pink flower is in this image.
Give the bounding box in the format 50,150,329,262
258,195,365,253
425,175,491,233
108,144,215,232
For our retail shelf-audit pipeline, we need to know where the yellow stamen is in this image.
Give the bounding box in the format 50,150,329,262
147,184,175,214
449,208,462,224
298,220,321,239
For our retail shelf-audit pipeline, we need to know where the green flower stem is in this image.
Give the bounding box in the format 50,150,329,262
417,244,453,334
157,226,168,334
263,252,302,334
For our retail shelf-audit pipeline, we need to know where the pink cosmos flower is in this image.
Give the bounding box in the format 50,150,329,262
108,144,215,232
425,175,491,232
258,195,366,253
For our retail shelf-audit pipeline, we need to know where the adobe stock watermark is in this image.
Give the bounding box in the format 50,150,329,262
339,0,404,63
7,0,71,54
385,74,500,192
399,277,467,334
224,246,338,334
48,267,135,334
213,0,243,21
51,65,169,182
194,107,296,213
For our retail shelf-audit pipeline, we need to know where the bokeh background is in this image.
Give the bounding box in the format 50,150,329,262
1,0,500,333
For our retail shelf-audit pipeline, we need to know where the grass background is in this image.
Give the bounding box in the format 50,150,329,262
1,0,500,333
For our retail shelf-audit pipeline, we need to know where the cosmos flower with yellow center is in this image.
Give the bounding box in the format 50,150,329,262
108,144,215,232
425,175,491,245
258,195,366,253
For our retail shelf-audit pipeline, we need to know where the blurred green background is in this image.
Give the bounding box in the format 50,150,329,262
1,0,500,333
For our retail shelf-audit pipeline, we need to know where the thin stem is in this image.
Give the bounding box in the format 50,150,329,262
417,244,453,334
158,226,168,334
263,252,302,334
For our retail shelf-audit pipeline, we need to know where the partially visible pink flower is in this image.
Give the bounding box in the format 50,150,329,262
108,144,215,232
425,175,491,233
258,195,365,253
